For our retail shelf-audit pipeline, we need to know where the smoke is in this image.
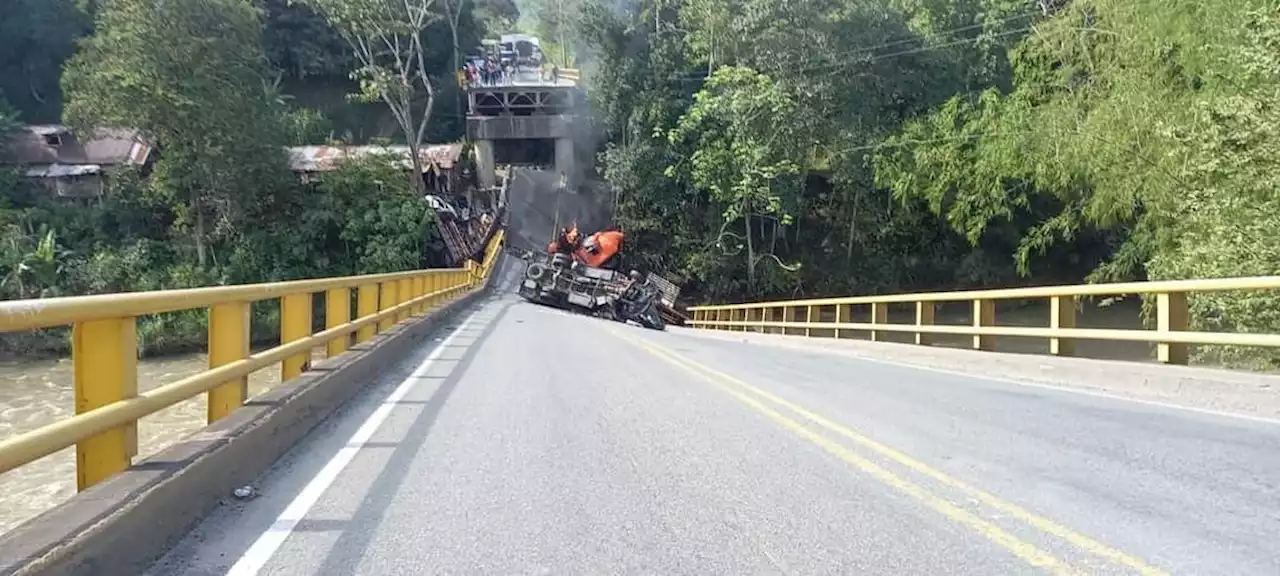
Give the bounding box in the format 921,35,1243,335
504,167,614,252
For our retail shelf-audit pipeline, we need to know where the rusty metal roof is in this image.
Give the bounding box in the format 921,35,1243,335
286,143,464,173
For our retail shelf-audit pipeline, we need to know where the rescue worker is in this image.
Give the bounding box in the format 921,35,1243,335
547,225,580,255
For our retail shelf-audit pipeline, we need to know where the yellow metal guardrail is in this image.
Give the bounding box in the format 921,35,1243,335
0,230,505,491
559,68,581,83
687,275,1280,365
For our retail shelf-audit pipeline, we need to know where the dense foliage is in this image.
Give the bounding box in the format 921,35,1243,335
578,0,1280,365
0,0,510,356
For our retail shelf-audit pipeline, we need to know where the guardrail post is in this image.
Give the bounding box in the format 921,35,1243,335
783,307,797,335
1050,295,1075,356
805,305,815,337
973,299,995,351
379,281,399,332
73,317,138,491
281,293,313,381
208,302,250,424
1157,292,1189,364
758,308,768,332
429,272,442,309
462,260,474,287
915,302,935,346
357,283,378,343
397,278,413,322
325,288,351,358
871,303,888,342
411,275,426,314
835,304,851,339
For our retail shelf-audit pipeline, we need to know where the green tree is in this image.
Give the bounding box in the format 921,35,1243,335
0,0,93,122
668,66,803,294
302,0,444,191
62,0,295,269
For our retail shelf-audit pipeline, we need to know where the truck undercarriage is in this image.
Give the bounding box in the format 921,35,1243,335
516,251,667,330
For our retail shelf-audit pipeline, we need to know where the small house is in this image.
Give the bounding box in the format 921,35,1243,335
0,125,153,198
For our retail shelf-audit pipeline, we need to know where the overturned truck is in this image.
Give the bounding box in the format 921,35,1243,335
517,250,668,331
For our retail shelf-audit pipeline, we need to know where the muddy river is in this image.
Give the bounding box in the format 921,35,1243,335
0,348,328,536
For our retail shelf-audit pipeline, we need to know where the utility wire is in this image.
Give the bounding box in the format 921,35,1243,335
664,10,1044,83
668,24,1046,84
761,9,1043,71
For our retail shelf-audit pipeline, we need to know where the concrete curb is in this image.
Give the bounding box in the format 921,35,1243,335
0,264,502,576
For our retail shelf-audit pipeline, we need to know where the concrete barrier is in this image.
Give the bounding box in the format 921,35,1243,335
0,257,505,576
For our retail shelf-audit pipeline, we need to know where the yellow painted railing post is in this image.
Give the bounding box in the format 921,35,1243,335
326,288,350,358
281,293,313,381
208,302,250,424
356,283,378,343
379,281,398,332
412,275,426,315
397,278,412,322
73,317,138,491
870,303,888,342
973,299,995,351
1050,295,1076,356
782,307,797,335
835,304,851,339
805,305,814,337
428,272,441,309
915,301,935,346
735,309,746,332
1157,291,1189,364
758,308,768,332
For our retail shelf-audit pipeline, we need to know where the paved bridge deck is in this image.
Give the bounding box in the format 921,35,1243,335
137,262,1280,575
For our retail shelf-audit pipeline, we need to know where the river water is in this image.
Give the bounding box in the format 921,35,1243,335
0,347,326,536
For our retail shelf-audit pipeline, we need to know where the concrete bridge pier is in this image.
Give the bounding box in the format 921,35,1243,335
475,140,496,189
555,138,575,192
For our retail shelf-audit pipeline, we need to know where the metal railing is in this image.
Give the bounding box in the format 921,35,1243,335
0,230,505,491
687,276,1280,365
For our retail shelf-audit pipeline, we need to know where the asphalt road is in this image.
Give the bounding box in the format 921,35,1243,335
149,266,1280,575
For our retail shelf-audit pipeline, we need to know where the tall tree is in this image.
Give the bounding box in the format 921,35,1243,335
62,0,293,268
302,0,443,190
0,0,93,123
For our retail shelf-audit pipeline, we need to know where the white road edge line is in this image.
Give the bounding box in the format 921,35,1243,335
225,310,483,576
676,329,1280,426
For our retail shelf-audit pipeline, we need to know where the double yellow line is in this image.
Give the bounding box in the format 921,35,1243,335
607,328,1165,576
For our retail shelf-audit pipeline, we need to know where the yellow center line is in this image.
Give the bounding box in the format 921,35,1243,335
607,330,1075,574
610,328,1166,576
